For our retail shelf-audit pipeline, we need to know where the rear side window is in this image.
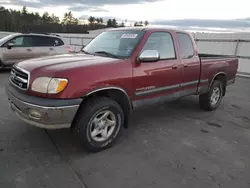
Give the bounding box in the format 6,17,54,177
32,36,52,47
176,33,194,59
51,37,64,46
32,36,64,47
141,32,176,60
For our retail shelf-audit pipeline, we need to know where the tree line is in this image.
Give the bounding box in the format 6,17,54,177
0,6,150,33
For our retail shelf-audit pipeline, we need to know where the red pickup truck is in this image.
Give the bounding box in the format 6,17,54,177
6,27,238,152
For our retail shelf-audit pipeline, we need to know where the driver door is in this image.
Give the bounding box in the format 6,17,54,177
132,31,182,108
2,35,34,65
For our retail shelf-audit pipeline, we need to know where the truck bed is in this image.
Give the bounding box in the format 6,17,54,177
198,53,239,88
198,53,237,60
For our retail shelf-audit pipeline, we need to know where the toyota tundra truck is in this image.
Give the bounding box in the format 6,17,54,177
5,27,238,152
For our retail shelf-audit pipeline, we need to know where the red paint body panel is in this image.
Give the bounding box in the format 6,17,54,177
16,54,134,99
200,57,238,83
14,27,238,108
131,30,182,101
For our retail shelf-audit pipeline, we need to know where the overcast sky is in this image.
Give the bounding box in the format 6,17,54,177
1,0,250,21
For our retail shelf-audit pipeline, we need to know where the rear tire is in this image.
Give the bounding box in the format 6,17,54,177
199,80,223,111
73,96,124,152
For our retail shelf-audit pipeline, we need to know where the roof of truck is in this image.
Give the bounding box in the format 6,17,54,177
109,26,190,34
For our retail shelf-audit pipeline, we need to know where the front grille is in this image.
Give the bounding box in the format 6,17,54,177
10,66,29,90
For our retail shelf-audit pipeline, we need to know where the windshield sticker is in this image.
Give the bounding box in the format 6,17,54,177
121,34,138,39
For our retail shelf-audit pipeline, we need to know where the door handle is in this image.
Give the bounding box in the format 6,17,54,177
27,49,32,52
183,63,188,68
49,48,54,51
172,65,178,69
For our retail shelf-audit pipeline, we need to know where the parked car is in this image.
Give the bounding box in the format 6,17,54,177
0,33,72,67
6,27,238,152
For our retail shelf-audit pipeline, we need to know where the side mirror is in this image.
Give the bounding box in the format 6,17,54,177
7,42,14,49
138,50,160,63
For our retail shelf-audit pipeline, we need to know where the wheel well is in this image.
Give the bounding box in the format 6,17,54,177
212,73,227,96
82,89,132,128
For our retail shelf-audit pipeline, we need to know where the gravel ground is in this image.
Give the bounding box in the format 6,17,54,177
0,70,250,188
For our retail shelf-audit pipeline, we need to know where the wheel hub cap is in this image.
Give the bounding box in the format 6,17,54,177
90,110,116,142
210,87,220,106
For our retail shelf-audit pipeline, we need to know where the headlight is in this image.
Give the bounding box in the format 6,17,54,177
31,77,68,94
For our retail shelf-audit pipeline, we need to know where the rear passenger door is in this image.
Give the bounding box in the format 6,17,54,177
176,32,200,95
31,36,57,58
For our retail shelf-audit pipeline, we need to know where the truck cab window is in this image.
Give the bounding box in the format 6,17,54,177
141,32,175,60
176,33,194,59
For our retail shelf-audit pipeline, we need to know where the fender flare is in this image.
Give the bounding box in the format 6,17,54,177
209,72,227,89
84,86,133,111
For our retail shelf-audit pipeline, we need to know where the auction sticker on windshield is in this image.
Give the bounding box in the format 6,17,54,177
121,34,138,38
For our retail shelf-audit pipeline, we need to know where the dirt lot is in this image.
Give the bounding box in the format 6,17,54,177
0,70,250,188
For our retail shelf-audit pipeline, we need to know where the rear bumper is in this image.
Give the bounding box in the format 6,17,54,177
6,83,82,129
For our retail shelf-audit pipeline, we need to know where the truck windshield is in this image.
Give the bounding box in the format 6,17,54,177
82,30,144,58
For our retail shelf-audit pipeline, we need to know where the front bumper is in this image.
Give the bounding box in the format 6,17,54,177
5,83,82,129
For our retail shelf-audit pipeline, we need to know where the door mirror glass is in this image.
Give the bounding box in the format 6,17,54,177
138,50,160,62
7,42,14,49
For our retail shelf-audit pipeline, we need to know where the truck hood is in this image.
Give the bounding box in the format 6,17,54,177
16,53,119,73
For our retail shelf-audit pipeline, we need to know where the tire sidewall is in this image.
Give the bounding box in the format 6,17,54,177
78,100,124,151
209,81,223,109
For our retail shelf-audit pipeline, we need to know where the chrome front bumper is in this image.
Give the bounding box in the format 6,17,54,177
6,83,82,129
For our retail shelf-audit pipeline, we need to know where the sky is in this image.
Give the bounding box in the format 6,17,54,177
1,0,250,22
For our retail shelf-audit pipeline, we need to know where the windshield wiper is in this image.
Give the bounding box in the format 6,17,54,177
81,49,91,54
94,51,120,59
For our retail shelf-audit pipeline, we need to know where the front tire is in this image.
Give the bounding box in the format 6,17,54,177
199,80,223,111
0,60,3,68
73,97,124,152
